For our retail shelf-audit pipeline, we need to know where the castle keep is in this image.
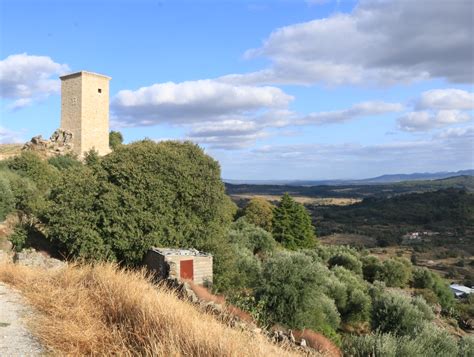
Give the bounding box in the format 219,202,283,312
60,71,111,157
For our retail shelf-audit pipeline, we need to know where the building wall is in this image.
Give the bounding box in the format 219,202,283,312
60,71,111,157
143,250,213,285
80,72,111,156
60,74,82,153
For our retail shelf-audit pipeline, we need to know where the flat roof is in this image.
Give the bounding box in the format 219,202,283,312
150,247,212,257
60,71,112,81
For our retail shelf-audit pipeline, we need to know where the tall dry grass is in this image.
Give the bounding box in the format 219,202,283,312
0,262,305,356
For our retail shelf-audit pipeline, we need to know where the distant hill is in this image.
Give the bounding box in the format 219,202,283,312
224,169,474,186
354,170,474,184
226,175,474,199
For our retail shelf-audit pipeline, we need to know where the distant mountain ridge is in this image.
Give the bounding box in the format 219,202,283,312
224,170,474,186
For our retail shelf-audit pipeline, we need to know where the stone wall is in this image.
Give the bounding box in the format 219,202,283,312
60,71,111,157
143,249,213,285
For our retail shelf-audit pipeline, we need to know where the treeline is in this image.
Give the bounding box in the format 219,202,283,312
0,142,473,355
311,189,474,247
226,175,474,200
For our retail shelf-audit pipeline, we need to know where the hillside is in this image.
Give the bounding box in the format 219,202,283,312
0,262,307,356
0,144,22,161
226,175,474,201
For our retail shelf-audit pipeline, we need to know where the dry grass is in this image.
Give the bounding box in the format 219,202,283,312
0,144,22,160
0,262,303,357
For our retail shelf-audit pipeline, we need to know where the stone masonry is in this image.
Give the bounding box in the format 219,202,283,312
143,247,213,285
60,71,111,157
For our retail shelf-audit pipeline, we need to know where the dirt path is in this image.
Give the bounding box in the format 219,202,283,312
0,282,45,356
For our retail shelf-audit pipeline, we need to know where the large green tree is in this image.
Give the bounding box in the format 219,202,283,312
44,140,235,272
272,193,316,249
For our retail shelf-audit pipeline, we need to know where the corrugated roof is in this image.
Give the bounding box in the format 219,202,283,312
450,284,473,294
150,247,212,257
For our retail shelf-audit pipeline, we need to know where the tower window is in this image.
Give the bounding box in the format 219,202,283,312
98,88,102,93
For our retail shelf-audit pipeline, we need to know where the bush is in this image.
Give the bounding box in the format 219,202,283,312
242,197,274,232
330,266,371,324
412,268,434,289
6,151,57,192
344,325,460,357
361,255,383,283
48,154,81,171
458,335,474,357
0,174,14,220
272,193,316,250
377,258,412,288
9,225,29,252
228,218,276,256
328,252,363,275
371,289,430,336
257,251,340,335
109,131,123,150
431,272,455,311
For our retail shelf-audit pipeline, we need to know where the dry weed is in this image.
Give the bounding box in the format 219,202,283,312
0,262,304,356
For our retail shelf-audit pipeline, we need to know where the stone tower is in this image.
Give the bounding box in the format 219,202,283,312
60,71,111,157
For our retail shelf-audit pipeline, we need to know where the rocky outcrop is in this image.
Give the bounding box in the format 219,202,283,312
22,129,74,158
13,249,66,270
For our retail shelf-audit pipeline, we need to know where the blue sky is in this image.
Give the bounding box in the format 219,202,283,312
1,0,473,180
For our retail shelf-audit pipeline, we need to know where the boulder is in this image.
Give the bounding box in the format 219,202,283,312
13,249,66,270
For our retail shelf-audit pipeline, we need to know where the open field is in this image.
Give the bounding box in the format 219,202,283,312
230,194,361,206
0,144,22,161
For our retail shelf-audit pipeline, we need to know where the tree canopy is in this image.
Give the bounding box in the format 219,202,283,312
272,193,316,249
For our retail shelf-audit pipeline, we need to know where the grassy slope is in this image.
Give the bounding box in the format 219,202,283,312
0,263,307,357
0,144,22,161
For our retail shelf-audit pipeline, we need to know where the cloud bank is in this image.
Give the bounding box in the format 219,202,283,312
219,0,473,86
0,53,69,109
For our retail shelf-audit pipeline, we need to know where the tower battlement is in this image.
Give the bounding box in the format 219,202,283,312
60,71,111,157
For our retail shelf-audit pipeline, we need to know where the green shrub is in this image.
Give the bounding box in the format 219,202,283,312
361,255,383,283
109,130,123,150
257,251,340,335
8,225,29,252
377,258,412,287
371,289,429,336
458,335,474,357
242,197,274,232
228,218,276,256
328,252,363,275
48,154,81,170
330,266,371,324
344,325,460,357
6,151,57,191
412,268,435,289
431,272,455,311
0,173,14,220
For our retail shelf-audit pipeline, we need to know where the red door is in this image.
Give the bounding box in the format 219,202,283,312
180,260,194,281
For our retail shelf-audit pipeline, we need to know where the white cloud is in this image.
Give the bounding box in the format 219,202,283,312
226,128,473,179
0,126,24,144
398,89,474,132
0,53,69,108
297,101,403,125
219,0,473,86
398,110,472,132
112,79,293,126
416,89,474,110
